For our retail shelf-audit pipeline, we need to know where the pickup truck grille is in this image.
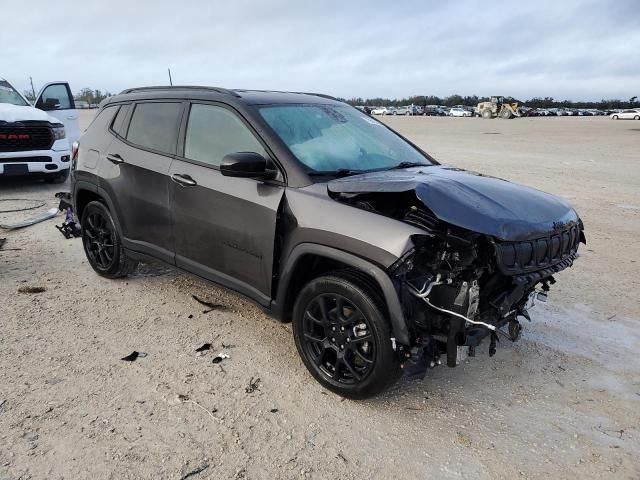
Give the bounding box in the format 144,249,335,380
0,125,54,152
494,224,582,275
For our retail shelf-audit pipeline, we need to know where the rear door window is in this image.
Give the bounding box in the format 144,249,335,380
126,102,182,155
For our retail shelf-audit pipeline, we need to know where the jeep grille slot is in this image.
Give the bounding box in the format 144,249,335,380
494,224,581,275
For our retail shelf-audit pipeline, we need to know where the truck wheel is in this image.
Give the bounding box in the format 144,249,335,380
81,201,138,278
292,274,401,399
501,109,513,119
481,109,493,119
45,169,69,184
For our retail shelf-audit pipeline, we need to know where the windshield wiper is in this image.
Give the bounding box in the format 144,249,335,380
384,161,432,171
307,168,366,178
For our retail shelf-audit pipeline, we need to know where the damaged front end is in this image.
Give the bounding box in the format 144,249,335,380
328,166,585,376
390,221,582,374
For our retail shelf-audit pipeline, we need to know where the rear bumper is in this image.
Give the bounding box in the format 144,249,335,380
0,147,71,176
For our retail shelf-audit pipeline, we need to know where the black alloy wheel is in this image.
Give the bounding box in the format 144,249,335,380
301,293,375,384
83,208,116,271
81,201,138,278
292,274,401,399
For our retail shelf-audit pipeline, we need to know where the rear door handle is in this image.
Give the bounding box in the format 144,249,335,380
171,174,197,186
106,153,124,164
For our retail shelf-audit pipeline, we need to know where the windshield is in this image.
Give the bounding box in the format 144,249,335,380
0,80,29,106
258,104,432,173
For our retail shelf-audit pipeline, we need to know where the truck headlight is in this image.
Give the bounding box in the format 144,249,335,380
52,125,66,141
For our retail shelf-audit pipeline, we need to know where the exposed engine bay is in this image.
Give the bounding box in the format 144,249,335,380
329,184,585,375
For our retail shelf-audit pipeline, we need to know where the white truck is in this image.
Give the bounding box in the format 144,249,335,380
0,77,80,183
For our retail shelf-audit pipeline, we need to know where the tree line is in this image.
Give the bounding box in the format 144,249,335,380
21,87,114,105
344,94,639,110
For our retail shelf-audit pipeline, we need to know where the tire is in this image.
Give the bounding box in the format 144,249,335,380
612,115,618,120
501,109,513,119
81,201,138,278
45,168,69,184
634,116,639,120
481,109,493,119
292,273,401,399
405,112,410,116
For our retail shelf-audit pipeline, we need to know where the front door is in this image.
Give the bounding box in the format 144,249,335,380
170,103,285,305
34,82,80,147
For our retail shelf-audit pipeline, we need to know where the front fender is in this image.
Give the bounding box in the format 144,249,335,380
273,243,410,346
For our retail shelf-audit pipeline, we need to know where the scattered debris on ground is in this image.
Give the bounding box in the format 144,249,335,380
0,207,58,230
0,238,5,250
55,208,81,238
195,343,212,352
270,408,279,413
17,286,46,294
176,395,221,424
192,295,225,313
180,463,210,480
121,351,148,362
212,353,230,364
245,377,261,394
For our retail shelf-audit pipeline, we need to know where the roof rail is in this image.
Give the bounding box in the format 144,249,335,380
119,85,241,98
233,89,340,101
294,92,340,101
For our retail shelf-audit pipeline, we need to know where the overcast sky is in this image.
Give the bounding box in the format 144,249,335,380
2,0,638,101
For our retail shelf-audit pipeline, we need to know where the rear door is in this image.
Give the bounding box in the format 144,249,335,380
34,82,80,147
169,102,285,305
99,100,184,264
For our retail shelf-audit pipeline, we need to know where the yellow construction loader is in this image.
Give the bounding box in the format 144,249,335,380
477,96,520,119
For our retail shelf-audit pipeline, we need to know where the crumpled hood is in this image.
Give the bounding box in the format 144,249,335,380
0,102,60,124
327,165,581,241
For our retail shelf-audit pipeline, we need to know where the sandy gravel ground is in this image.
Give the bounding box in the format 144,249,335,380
0,113,639,479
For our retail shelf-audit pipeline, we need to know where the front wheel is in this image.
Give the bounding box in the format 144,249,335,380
292,274,401,399
634,115,639,120
612,115,619,120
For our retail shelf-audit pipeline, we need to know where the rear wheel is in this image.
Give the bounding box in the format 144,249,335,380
612,115,619,120
634,115,639,120
81,201,138,278
292,274,401,399
481,109,493,119
501,108,513,119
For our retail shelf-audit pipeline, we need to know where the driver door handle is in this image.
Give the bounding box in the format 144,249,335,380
171,174,197,187
106,153,124,164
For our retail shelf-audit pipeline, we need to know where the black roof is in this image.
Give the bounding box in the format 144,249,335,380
107,86,342,106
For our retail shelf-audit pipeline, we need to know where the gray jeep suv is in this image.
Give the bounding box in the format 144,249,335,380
71,86,584,398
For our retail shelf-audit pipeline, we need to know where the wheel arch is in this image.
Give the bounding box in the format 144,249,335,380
272,243,410,345
73,182,125,238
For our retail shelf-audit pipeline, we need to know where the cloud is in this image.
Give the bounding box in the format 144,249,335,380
1,0,638,100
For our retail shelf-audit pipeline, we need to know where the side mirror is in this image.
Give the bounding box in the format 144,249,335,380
220,152,276,179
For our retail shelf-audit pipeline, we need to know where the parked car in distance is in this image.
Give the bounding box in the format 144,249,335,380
0,76,80,182
610,109,640,120
71,86,585,398
448,107,472,117
371,106,394,115
423,105,446,116
395,105,420,116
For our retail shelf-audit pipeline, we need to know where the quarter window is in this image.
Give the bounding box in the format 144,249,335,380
126,102,182,155
185,104,267,167
111,104,131,137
